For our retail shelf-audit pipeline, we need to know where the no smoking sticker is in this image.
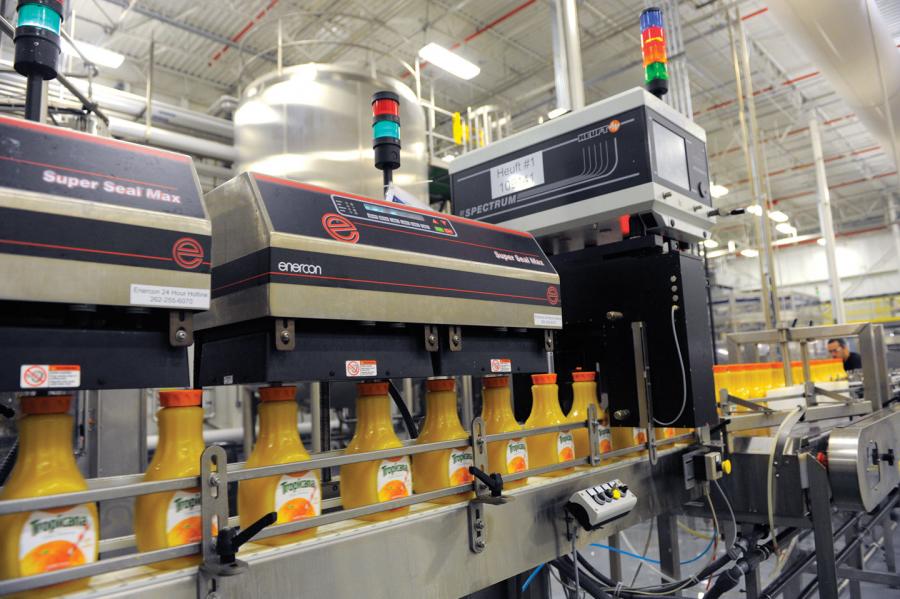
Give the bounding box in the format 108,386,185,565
345,360,377,377
20,365,81,389
490,359,512,373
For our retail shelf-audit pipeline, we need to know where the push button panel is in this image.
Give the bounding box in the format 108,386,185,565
566,479,637,531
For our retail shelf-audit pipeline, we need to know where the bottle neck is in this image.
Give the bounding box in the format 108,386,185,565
355,395,393,435
420,391,466,438
570,382,599,415
482,387,514,422
16,413,80,477
531,384,562,415
156,406,205,459
257,401,300,448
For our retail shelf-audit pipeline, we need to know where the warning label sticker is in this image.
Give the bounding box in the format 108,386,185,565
345,360,377,377
533,313,562,327
20,365,81,389
490,358,512,373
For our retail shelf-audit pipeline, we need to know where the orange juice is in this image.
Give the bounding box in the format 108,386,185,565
0,395,98,598
567,370,611,460
412,378,473,504
611,426,648,459
134,389,206,569
239,386,320,546
480,375,528,489
341,382,411,521
524,373,574,476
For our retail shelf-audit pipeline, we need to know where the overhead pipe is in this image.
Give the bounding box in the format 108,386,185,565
107,117,237,162
767,0,900,174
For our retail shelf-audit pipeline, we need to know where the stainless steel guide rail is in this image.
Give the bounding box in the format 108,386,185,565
0,413,696,595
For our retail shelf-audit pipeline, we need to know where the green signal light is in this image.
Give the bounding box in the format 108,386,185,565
17,4,61,34
644,62,669,83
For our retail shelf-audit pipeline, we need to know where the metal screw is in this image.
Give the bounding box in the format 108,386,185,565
175,329,187,342
475,539,486,550
613,409,630,420
670,276,677,283
208,473,220,487
452,334,460,345
474,520,485,531
427,334,437,345
280,330,291,343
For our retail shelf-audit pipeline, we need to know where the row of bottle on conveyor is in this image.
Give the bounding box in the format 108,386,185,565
713,358,845,401
0,372,683,596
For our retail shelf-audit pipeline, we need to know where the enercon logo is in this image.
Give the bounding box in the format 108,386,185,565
278,261,323,275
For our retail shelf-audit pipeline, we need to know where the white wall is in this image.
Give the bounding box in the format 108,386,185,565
713,229,900,301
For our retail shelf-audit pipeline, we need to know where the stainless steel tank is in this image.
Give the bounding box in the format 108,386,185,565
235,63,428,199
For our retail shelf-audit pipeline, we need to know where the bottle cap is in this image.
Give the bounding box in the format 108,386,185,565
531,373,557,385
357,381,389,396
483,375,509,389
159,389,202,408
259,386,296,402
426,378,456,392
20,394,72,415
572,370,596,382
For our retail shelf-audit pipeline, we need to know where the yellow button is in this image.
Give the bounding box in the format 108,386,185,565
612,489,622,500
722,459,732,475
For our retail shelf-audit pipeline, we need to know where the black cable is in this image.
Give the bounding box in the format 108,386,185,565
577,552,616,586
552,557,612,599
388,380,418,439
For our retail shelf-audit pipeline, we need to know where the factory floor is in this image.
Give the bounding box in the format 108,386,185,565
549,512,900,598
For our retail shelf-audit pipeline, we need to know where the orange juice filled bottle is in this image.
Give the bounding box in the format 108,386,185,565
481,375,529,489
412,378,473,503
341,382,411,521
567,370,611,461
524,373,574,476
134,389,206,569
239,386,320,546
0,395,98,597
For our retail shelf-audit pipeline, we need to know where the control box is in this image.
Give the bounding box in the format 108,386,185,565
565,479,637,531
449,87,713,244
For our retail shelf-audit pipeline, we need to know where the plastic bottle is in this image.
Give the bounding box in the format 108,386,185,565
611,426,648,458
524,373,574,476
134,389,206,570
412,378,473,504
480,375,528,490
239,386,320,546
0,395,98,597
341,381,411,521
567,370,611,461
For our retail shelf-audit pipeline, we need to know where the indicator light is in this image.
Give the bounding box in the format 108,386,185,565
640,7,668,99
14,0,65,121
371,91,401,191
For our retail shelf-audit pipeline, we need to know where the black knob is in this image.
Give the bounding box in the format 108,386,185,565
619,484,629,494
469,466,504,498
604,488,614,498
214,511,277,565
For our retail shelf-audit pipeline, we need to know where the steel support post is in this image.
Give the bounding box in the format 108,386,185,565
608,532,623,581
657,514,681,594
319,383,332,482
808,459,840,599
809,115,845,323
844,521,864,599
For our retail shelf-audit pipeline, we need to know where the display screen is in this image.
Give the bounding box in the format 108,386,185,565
364,203,425,222
652,120,689,190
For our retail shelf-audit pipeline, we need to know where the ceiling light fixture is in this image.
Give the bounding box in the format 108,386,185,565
768,210,789,223
740,248,759,258
702,239,719,248
817,237,827,246
61,38,125,69
746,204,763,216
548,107,569,119
710,183,729,198
418,43,480,80
775,222,797,235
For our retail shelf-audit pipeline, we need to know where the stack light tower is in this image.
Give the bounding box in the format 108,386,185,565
372,91,402,191
640,7,669,99
14,0,65,121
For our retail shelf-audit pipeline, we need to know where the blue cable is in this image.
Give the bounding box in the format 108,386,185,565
521,562,545,591
589,533,715,566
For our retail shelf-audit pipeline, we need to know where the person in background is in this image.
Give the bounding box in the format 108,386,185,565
827,338,862,371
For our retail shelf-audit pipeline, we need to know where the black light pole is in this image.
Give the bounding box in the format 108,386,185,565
14,0,65,122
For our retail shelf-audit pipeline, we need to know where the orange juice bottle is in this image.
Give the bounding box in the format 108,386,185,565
567,370,611,460
611,426,648,458
134,389,206,569
412,378,473,504
480,375,528,489
341,382,411,521
239,386,319,546
524,373,574,476
0,395,98,597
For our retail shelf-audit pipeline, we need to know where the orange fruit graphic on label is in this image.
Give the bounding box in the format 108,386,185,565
558,446,575,461
21,540,85,575
599,439,612,453
277,497,316,523
166,516,201,546
377,479,409,502
508,455,527,473
449,467,474,486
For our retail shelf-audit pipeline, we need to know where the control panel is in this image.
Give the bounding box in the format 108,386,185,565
565,479,637,531
332,194,458,237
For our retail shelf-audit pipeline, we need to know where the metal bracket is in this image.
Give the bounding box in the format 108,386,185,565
274,318,295,351
544,329,555,352
198,446,248,599
449,325,462,352
468,417,488,553
813,385,853,404
631,321,658,465
424,324,439,352
727,395,774,414
169,311,193,347
587,404,602,466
